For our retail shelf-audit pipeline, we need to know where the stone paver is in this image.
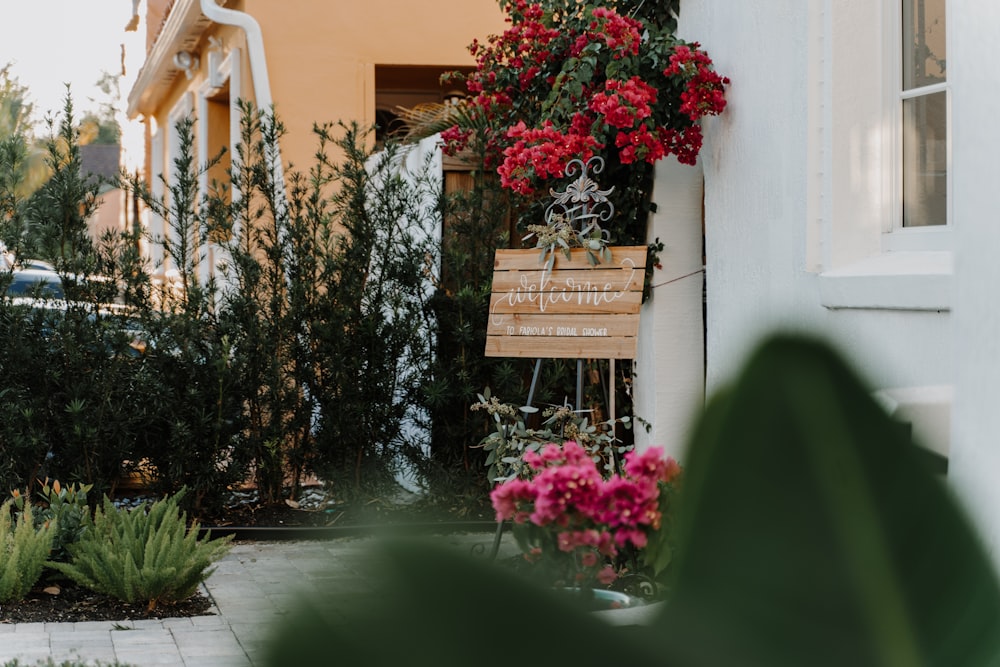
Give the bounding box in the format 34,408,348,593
0,532,509,667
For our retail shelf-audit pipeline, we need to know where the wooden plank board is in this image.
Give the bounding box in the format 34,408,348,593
486,245,646,359
485,313,640,338
488,290,643,315
490,267,645,293
493,246,648,271
485,333,638,359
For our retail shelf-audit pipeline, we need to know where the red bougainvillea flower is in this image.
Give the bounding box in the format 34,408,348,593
440,2,729,198
496,121,603,195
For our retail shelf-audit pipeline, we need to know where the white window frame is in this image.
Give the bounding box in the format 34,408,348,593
196,46,242,285
149,124,165,274
817,0,952,312
882,0,951,252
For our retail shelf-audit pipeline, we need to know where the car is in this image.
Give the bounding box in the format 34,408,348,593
2,269,148,356
4,268,66,300
20,259,56,271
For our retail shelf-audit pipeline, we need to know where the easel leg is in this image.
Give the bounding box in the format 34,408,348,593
491,358,544,560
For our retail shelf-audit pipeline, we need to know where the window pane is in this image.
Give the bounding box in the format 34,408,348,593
902,92,947,227
903,0,947,90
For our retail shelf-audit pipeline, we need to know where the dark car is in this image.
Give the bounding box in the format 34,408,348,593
2,269,147,356
5,268,66,300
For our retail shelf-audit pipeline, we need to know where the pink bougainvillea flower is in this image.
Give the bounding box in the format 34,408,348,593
489,440,681,590
596,566,618,586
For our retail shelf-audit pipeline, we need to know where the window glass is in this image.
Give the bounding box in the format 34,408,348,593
902,92,947,227
902,0,946,90
901,0,947,228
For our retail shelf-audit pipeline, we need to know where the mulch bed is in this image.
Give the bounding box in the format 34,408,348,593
0,584,212,625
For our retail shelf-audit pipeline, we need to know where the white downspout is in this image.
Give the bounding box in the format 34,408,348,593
199,0,285,193
199,0,286,303
199,0,273,110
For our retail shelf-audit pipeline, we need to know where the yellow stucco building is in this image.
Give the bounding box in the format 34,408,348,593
126,0,505,277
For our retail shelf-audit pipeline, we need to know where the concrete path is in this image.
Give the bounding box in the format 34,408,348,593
0,532,513,667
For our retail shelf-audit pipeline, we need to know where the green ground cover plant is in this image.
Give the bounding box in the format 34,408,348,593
0,499,54,603
10,479,92,563
47,491,232,611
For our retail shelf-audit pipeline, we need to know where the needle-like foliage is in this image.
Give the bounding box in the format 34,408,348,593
48,492,232,611
0,499,54,603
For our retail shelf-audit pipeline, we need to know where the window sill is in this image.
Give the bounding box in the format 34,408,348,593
873,384,952,460
818,251,952,311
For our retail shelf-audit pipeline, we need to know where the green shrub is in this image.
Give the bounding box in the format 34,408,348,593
48,491,232,611
0,499,54,602
10,479,93,563
0,96,154,497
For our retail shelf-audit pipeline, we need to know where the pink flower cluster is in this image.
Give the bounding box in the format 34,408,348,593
588,77,657,129
491,441,681,583
497,121,603,195
572,7,643,59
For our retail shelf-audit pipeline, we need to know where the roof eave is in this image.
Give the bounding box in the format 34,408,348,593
126,0,214,119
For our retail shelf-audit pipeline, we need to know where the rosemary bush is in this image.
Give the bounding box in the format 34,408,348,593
48,492,232,611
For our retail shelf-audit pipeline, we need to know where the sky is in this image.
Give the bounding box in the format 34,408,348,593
0,0,145,161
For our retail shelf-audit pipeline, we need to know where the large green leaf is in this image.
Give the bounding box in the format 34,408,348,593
262,335,1000,666
657,335,1000,666
262,535,658,667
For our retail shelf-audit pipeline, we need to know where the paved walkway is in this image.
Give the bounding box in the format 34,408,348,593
0,532,515,667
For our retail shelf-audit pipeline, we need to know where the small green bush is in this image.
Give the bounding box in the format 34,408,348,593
48,491,232,611
0,499,55,602
11,479,93,563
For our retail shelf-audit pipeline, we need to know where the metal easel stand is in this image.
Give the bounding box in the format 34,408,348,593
487,357,610,560
485,155,616,560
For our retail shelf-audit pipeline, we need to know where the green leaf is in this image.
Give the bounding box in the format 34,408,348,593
658,335,1000,666
262,538,657,667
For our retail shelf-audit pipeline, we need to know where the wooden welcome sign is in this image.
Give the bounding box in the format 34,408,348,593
485,245,647,359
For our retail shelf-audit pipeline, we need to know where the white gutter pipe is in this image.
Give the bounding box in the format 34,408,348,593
199,0,286,206
199,0,273,111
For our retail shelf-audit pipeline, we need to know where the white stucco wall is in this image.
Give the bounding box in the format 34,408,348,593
678,1,816,391
678,1,953,447
634,158,705,461
948,0,1000,564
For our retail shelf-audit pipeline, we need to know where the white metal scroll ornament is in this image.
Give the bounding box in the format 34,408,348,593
525,156,616,271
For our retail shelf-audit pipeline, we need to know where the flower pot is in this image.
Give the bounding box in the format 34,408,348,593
558,587,643,612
